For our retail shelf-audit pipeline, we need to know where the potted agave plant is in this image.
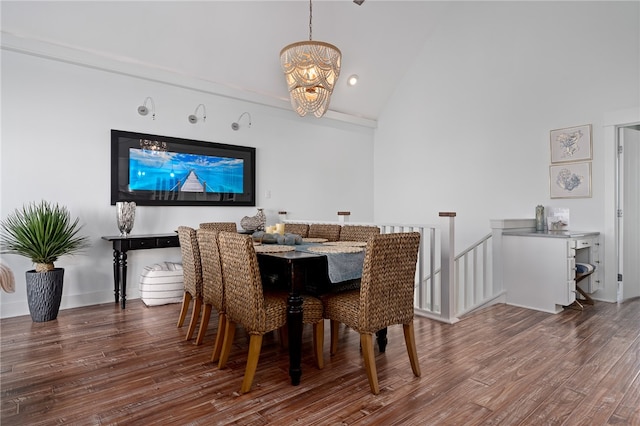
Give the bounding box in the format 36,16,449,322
0,201,89,322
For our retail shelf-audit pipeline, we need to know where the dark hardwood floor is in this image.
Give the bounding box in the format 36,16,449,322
2,297,639,425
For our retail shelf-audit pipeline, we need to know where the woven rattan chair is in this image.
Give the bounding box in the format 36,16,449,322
308,223,342,242
195,229,226,361
177,226,203,341
217,232,325,393
338,225,380,242
322,232,421,394
284,223,309,238
199,222,238,232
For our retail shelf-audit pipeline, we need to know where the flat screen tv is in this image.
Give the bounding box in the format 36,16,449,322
111,130,256,206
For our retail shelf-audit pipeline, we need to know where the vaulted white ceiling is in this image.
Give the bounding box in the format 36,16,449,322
1,1,454,121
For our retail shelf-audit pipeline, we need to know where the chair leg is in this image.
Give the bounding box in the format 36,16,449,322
403,322,421,377
330,320,340,355
185,297,202,340
576,286,595,305
211,312,227,363
195,304,212,345
240,334,263,394
177,291,192,327
218,320,236,369
313,320,324,369
360,333,379,395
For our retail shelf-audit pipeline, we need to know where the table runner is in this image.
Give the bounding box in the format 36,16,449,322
296,243,365,283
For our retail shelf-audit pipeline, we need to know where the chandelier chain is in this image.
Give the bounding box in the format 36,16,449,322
309,0,312,41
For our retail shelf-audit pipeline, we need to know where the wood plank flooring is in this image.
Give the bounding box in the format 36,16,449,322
1,298,639,425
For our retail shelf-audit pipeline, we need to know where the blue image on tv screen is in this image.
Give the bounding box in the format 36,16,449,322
128,148,244,194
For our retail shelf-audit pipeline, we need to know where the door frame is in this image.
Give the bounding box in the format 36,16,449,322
617,125,640,301
603,107,640,303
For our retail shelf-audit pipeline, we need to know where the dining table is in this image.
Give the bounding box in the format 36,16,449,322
103,232,383,386
255,240,388,386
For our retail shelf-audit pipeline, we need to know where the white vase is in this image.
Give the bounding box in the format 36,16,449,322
116,201,136,237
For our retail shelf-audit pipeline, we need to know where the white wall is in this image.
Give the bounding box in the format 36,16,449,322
374,2,639,300
0,50,374,318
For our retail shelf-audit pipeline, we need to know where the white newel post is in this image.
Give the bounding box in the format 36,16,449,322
439,212,458,323
337,211,350,224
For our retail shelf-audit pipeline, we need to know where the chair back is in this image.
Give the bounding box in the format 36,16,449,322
197,228,224,311
199,222,237,232
308,223,342,242
177,226,203,298
339,225,380,242
359,232,420,332
284,223,309,238
217,232,268,333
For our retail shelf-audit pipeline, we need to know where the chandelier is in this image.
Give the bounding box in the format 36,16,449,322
280,0,341,118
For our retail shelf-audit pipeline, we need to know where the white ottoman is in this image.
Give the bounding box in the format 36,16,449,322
139,262,184,306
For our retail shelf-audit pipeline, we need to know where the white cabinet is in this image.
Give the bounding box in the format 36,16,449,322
502,231,600,314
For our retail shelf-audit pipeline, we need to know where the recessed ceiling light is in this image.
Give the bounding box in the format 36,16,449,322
347,74,359,86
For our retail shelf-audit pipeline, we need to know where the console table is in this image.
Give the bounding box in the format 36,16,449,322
102,233,180,308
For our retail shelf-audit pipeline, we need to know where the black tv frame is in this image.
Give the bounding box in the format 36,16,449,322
110,130,256,206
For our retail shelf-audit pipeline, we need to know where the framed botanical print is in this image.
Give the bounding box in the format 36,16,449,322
550,124,592,163
549,161,592,199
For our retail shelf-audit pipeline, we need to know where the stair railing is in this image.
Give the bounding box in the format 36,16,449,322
283,212,499,324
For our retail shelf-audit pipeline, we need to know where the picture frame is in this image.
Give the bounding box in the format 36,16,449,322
547,207,570,231
550,124,592,163
111,130,256,206
549,161,591,199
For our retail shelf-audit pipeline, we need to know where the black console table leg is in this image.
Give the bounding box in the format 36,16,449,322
116,251,128,309
112,250,120,304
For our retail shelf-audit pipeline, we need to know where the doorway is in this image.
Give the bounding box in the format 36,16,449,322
617,124,640,301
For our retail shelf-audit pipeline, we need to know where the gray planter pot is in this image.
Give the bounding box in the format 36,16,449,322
25,268,64,322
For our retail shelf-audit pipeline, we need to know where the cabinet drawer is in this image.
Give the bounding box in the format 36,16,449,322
128,238,157,249
157,236,180,248
571,238,595,249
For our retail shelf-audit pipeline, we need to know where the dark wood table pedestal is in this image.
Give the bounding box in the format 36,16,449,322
257,250,388,385
258,251,321,386
376,328,388,352
101,234,180,309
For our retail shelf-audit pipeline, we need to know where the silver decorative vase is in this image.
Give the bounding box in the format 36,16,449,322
240,208,266,232
255,208,266,231
535,205,545,232
116,201,136,237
